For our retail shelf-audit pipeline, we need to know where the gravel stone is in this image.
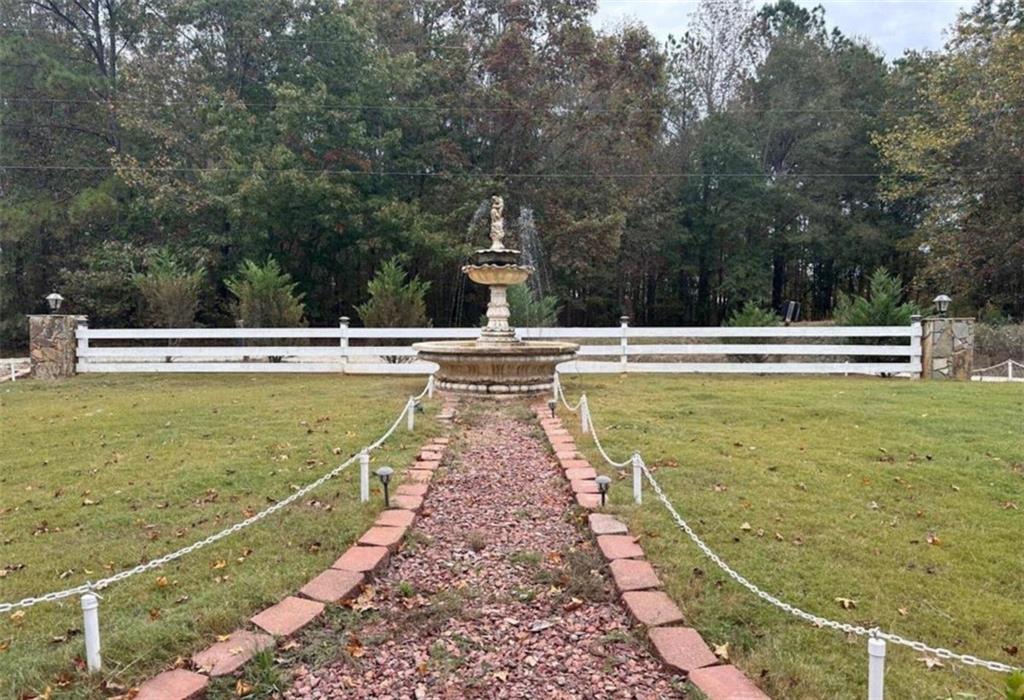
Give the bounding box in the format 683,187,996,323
284,404,684,698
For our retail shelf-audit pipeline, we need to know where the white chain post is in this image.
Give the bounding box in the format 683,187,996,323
632,452,643,504
81,592,101,672
359,450,370,503
9,361,15,382
406,398,415,431
552,372,560,401
868,635,886,700
427,374,434,398
580,397,591,434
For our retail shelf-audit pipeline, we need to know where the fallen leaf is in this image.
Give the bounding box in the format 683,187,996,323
216,634,232,642
155,576,169,589
926,533,942,546
835,597,857,610
918,656,944,670
897,607,909,617
235,678,254,696
563,598,584,613
211,560,227,570
0,639,10,653
345,635,365,658
739,522,752,531
713,642,729,660
10,611,25,625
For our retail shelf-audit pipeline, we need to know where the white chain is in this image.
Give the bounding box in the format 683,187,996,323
555,382,630,468
581,399,632,468
0,387,424,614
556,382,1021,676
555,376,585,413
639,458,1021,675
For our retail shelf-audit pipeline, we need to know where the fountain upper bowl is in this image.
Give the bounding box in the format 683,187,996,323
462,264,532,287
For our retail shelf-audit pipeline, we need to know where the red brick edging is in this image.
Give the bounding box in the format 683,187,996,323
531,401,771,700
134,398,458,699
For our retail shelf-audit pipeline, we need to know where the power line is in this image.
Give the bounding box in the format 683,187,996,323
1,164,1017,179
3,96,1020,116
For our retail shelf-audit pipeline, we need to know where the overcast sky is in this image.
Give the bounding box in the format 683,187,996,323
593,0,972,59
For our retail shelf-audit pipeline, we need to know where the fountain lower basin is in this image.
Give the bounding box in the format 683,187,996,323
413,339,578,395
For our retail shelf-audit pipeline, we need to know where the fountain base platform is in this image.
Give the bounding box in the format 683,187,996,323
413,340,578,395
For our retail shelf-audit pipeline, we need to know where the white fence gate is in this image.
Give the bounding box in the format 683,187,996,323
76,319,923,376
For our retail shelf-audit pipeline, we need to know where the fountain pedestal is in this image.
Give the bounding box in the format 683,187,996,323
414,198,577,395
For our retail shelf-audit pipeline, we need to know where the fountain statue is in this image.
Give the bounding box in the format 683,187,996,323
414,197,578,394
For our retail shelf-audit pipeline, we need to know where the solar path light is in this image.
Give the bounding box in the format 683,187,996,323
547,398,556,418
595,475,611,507
376,466,394,508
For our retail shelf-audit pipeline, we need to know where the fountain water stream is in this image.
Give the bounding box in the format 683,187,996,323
414,196,578,395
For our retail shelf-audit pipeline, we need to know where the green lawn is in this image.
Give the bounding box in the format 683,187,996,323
0,374,435,698
558,375,1023,699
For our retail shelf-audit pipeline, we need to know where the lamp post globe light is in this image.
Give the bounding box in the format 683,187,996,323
45,292,64,313
933,294,952,316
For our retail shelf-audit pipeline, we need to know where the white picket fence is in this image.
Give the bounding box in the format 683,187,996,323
76,318,923,376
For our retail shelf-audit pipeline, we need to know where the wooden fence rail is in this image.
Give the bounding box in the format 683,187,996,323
76,319,923,377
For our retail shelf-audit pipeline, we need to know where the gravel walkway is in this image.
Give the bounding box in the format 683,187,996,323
286,404,685,699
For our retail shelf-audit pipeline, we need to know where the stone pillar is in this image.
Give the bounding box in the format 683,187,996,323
921,317,974,380
28,315,85,379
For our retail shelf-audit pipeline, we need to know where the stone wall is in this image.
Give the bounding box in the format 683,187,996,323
28,315,84,379
921,317,974,380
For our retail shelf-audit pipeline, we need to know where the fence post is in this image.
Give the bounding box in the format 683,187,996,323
632,452,643,505
619,316,630,372
580,396,591,434
359,450,370,503
867,635,886,700
81,592,101,672
9,361,15,382
407,398,415,431
909,314,923,380
339,316,350,368
1010,362,1015,381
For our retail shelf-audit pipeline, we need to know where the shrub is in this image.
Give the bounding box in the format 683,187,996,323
226,257,306,328
725,301,780,328
133,250,204,328
57,241,149,327
834,268,919,326
508,284,560,327
357,258,431,328
724,302,779,363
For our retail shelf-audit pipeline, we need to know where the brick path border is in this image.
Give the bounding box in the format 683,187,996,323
530,401,771,700
134,397,458,700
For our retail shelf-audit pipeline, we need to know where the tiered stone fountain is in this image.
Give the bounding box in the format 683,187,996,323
414,196,578,395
